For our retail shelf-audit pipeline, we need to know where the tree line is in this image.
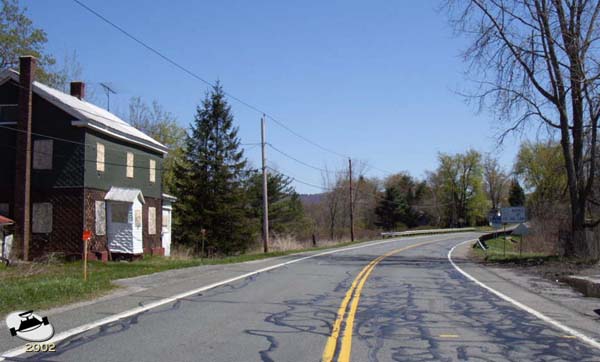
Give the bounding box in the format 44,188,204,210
4,0,597,258
129,83,583,257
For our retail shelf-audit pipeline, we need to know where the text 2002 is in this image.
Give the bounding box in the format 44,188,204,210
25,343,56,352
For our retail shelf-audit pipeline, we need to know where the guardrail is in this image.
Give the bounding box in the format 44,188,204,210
380,227,476,238
474,226,517,250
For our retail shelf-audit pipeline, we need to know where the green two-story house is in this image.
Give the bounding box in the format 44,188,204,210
0,56,171,260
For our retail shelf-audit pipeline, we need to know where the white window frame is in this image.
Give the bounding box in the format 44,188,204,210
126,152,134,178
149,159,156,183
96,142,105,172
33,139,53,170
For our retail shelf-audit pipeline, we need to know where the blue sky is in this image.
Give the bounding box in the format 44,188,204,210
26,0,526,193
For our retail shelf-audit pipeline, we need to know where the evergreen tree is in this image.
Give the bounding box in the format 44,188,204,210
374,187,412,231
246,170,308,236
173,83,254,255
508,179,526,207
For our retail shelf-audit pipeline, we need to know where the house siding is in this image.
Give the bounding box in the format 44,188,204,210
30,89,86,189
83,188,108,254
30,188,84,259
84,131,163,199
0,126,16,215
0,81,20,218
0,81,86,202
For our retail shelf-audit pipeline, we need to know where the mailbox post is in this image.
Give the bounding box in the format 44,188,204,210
82,230,92,281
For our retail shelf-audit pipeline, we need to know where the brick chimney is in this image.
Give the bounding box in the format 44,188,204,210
14,55,36,260
70,81,85,100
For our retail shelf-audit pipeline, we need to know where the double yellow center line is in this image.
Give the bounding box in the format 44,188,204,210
321,238,442,362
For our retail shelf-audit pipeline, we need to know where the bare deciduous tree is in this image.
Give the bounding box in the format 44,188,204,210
126,96,186,193
322,167,343,240
483,154,509,210
446,0,600,257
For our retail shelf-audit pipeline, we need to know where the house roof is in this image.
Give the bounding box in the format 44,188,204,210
162,193,177,202
105,187,145,204
0,69,168,154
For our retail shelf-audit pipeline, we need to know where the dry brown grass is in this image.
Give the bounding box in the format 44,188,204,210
0,252,68,281
523,215,568,255
266,233,352,252
168,244,195,260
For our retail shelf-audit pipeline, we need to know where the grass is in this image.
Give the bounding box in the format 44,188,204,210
0,252,297,317
472,236,556,263
0,228,477,317
0,239,374,316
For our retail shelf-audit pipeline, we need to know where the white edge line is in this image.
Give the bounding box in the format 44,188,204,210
448,239,600,350
1,233,463,360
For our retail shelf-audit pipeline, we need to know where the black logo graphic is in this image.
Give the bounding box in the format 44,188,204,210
6,310,54,342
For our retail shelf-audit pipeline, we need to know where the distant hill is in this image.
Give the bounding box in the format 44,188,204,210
299,193,326,205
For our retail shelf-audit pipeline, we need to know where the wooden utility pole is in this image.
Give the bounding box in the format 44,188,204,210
16,56,36,261
349,158,355,242
261,116,269,253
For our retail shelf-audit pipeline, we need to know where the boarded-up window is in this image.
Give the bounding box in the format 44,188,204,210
0,105,18,122
148,207,156,235
149,159,156,183
111,203,129,223
134,209,142,228
33,139,53,170
95,201,106,235
126,152,134,178
32,203,52,233
0,203,9,216
96,143,105,172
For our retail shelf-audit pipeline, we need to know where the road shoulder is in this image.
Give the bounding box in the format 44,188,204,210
451,241,600,343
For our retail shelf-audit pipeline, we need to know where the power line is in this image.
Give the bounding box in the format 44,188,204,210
242,144,260,152
266,166,328,191
369,165,396,176
72,0,349,160
1,125,247,170
268,140,394,178
266,118,348,158
0,124,166,159
0,144,166,172
266,162,324,187
267,143,339,174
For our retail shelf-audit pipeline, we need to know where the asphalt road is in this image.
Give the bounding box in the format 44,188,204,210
18,233,600,361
